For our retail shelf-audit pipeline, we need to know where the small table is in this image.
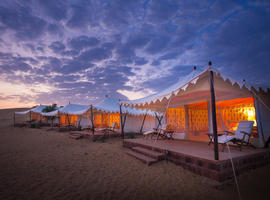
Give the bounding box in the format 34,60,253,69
207,132,224,145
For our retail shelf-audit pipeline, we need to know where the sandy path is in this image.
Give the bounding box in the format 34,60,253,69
0,108,269,200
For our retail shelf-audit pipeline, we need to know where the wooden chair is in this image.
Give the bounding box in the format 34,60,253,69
157,124,175,140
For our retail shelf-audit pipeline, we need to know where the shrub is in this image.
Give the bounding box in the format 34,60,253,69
42,104,57,122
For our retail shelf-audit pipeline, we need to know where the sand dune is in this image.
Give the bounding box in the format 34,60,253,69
0,108,269,200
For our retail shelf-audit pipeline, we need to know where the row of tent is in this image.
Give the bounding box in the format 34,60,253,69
14,97,158,133
15,66,270,147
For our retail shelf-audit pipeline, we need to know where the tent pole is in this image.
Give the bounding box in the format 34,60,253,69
253,96,266,146
57,111,60,127
13,112,15,127
209,62,219,160
119,104,124,139
155,112,163,129
184,105,189,139
139,114,147,134
123,113,127,138
30,111,32,126
90,105,95,140
108,113,110,128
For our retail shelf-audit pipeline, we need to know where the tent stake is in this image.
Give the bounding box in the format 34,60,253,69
209,62,219,160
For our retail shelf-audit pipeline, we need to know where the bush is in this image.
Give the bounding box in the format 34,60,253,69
42,104,57,122
30,123,40,128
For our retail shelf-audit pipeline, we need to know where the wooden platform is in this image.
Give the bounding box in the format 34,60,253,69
69,130,121,141
123,138,270,182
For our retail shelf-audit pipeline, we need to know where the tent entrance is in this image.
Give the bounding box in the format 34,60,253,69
94,113,120,129
215,97,257,137
165,97,257,142
60,115,78,126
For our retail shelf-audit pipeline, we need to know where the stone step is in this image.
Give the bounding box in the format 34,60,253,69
126,151,158,165
132,146,164,160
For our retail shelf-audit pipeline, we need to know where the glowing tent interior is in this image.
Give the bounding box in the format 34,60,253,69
122,67,270,148
41,104,91,128
94,97,157,133
39,98,157,133
14,105,50,124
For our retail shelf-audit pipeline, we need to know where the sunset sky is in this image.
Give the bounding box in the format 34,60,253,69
0,0,270,108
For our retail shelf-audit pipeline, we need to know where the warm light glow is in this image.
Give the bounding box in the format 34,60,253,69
246,107,257,126
248,110,254,117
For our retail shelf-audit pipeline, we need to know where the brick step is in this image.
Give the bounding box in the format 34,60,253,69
132,146,164,160
126,151,158,165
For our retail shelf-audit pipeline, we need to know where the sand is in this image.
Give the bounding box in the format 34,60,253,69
0,108,270,200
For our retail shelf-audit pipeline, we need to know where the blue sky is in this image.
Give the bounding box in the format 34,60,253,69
0,0,269,108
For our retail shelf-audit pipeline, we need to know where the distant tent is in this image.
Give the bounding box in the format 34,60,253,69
122,67,270,147
93,97,157,133
14,105,49,123
41,104,91,129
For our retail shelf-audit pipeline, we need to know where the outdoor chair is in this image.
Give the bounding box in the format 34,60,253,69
217,121,254,151
96,122,116,133
143,130,158,138
143,124,174,140
156,124,175,140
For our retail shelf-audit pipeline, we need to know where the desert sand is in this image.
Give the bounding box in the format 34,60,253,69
0,108,270,200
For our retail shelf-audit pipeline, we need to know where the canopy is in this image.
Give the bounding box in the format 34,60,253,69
94,97,156,116
15,105,48,115
121,67,270,113
58,104,90,115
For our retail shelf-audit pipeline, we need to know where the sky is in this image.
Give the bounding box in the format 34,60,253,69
0,0,270,108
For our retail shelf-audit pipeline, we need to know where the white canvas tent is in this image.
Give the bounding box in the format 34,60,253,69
15,105,48,115
93,97,157,133
41,104,91,129
14,105,50,124
122,66,270,147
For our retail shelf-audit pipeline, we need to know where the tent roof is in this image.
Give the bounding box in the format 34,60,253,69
58,104,90,115
41,109,59,116
94,97,156,116
41,99,156,117
15,105,48,115
121,67,270,112
95,97,120,113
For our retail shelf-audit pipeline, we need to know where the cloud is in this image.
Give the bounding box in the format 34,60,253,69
0,3,47,40
68,35,100,51
49,41,65,53
0,0,270,108
66,1,96,29
147,0,179,24
38,0,68,21
145,35,170,54
102,0,144,29
79,47,112,62
0,52,33,73
134,57,148,65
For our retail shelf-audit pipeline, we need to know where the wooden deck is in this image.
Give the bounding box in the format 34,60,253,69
70,130,122,140
124,138,270,182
